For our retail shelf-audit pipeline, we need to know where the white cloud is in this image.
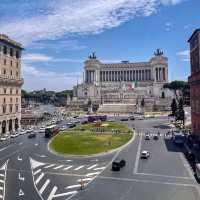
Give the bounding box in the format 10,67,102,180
22,64,83,91
0,0,185,45
177,50,190,62
165,22,173,31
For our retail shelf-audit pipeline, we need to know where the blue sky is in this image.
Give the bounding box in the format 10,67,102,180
0,0,199,91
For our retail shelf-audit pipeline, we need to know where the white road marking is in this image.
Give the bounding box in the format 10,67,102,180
0,194,2,199
44,164,55,169
47,186,58,200
133,133,142,174
0,174,4,178
33,169,41,176
136,172,193,180
19,189,24,196
17,156,22,161
18,173,25,181
35,173,44,185
53,191,77,198
18,142,23,146
65,184,80,189
74,165,85,171
86,172,100,177
35,143,39,146
53,165,64,170
0,187,3,191
63,166,73,170
77,178,93,182
87,164,98,170
39,179,50,194
93,167,106,171
90,159,98,162
0,146,12,152
0,180,4,184
30,158,46,170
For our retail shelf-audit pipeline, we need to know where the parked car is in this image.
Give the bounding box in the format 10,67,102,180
129,116,135,120
141,151,150,159
28,133,36,138
185,151,196,162
0,136,7,141
112,159,126,171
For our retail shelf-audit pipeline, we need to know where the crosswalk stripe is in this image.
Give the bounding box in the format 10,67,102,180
47,186,58,200
53,191,77,198
63,166,73,170
0,180,4,184
35,173,44,185
39,179,50,194
53,165,64,170
93,167,106,171
44,164,55,169
0,194,2,199
77,178,93,182
0,186,3,191
0,174,4,178
66,184,80,189
86,172,100,177
33,169,41,175
74,165,85,171
87,164,98,170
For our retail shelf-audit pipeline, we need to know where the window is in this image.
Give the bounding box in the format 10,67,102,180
3,88,6,94
10,88,12,95
16,98,18,103
16,50,20,58
10,60,13,66
10,48,13,57
10,70,12,76
3,46,7,54
16,62,18,68
4,59,6,65
10,98,12,103
16,105,18,112
9,105,12,113
3,98,6,103
16,71,18,77
16,89,18,95
2,105,6,114
3,69,6,75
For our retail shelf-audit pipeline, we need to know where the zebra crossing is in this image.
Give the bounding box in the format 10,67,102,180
0,160,8,200
30,157,106,200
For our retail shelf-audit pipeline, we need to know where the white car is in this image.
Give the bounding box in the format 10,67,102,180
0,136,7,141
39,127,45,133
141,151,150,159
145,134,150,140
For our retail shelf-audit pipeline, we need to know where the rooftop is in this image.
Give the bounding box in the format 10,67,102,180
0,34,23,49
188,28,200,42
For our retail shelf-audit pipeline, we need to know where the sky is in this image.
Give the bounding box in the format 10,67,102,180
0,0,199,91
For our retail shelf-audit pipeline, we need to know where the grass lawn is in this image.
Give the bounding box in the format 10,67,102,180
49,122,133,155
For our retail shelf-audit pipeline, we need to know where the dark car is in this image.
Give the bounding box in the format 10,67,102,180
28,133,36,138
112,159,126,171
120,118,129,121
185,151,196,162
68,124,76,128
174,136,184,146
129,116,135,120
153,134,159,140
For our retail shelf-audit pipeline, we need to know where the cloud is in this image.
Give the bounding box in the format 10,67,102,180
165,22,173,31
0,0,185,46
22,64,83,91
177,50,190,62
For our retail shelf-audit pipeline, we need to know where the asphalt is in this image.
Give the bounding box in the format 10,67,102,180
0,117,199,200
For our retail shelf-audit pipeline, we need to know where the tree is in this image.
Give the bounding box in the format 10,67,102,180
171,98,177,116
176,98,185,125
163,81,189,101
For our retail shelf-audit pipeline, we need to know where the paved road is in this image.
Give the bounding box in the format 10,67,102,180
0,117,199,200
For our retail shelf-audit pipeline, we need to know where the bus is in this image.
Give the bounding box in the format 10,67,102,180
88,115,107,123
45,125,59,138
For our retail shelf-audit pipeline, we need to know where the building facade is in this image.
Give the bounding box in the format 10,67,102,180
188,29,200,137
0,34,24,135
72,49,172,112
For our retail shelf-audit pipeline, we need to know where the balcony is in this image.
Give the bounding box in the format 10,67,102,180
0,75,24,86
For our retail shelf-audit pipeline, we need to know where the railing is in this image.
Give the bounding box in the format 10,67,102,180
0,76,24,86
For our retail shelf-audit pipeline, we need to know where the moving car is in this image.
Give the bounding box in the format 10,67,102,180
120,118,129,121
141,151,150,159
153,134,159,140
28,132,36,138
112,159,126,171
145,133,150,140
